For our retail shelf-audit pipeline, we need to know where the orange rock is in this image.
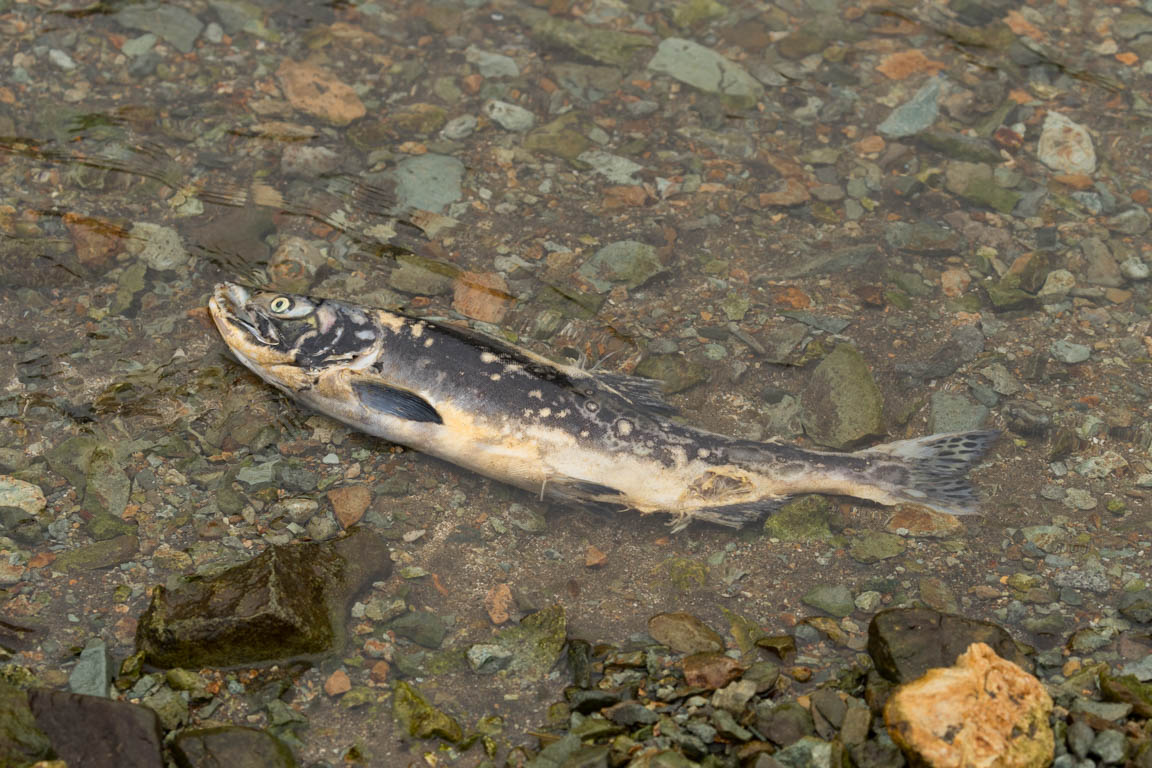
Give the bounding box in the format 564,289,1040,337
886,506,962,538
453,271,512,324
759,178,810,207
277,59,366,126
63,213,122,269
328,484,372,528
774,286,811,309
602,185,648,208
1052,173,1095,190
369,661,390,684
683,652,745,690
584,545,608,568
876,50,947,80
324,668,351,696
484,583,514,624
940,268,971,298
855,135,886,155
885,642,1054,768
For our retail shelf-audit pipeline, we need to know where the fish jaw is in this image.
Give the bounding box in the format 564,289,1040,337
208,282,314,393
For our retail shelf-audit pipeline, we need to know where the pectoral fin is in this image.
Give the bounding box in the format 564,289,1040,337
352,380,442,424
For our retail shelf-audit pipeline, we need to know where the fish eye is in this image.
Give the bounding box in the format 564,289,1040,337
269,296,293,314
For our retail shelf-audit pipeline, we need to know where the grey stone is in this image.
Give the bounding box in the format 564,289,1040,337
1090,728,1128,764
464,46,519,78
878,77,942,138
69,639,111,698
579,240,664,290
1051,340,1091,364
930,392,989,434
1037,111,1096,174
1080,237,1123,287
577,149,644,185
466,643,513,674
390,154,465,214
1121,256,1151,281
647,38,763,107
802,584,855,618
483,99,535,131
116,5,204,53
387,611,447,649
130,222,189,271
801,345,884,450
1107,207,1151,234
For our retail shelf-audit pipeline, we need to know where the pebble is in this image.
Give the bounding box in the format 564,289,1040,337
391,154,465,214
49,49,77,70
878,77,943,138
1120,256,1150,281
115,4,204,53
1037,111,1096,174
464,46,519,78
440,115,477,140
1061,488,1098,511
129,222,189,271
802,584,855,618
577,149,644,185
483,100,536,132
647,38,763,106
1050,340,1091,364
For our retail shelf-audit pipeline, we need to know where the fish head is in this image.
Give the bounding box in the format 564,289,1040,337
208,282,381,392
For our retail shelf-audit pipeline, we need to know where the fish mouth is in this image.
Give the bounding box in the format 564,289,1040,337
209,282,280,346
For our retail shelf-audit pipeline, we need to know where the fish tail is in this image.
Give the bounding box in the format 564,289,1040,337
856,430,1000,515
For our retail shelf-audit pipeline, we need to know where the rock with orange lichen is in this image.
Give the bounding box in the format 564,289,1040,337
277,59,366,126
884,642,1053,768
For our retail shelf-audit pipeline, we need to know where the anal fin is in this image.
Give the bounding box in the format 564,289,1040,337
672,497,793,532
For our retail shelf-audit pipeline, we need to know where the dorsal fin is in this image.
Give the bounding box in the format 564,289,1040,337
595,372,678,416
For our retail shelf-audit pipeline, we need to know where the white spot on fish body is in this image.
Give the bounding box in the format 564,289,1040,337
697,448,710,458
411,322,424,338
480,352,499,364
355,329,376,340
529,390,543,400
490,373,501,381
539,408,552,418
424,338,434,348
615,419,633,436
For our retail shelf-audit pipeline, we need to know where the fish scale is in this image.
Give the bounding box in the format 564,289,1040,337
208,282,998,532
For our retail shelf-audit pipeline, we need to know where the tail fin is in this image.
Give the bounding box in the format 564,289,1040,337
857,431,999,515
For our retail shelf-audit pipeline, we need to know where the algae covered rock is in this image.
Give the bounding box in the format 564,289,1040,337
801,344,884,449
392,681,463,743
135,527,391,668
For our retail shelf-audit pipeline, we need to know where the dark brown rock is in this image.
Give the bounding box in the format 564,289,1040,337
136,527,391,668
867,607,1031,684
171,726,295,768
28,688,163,768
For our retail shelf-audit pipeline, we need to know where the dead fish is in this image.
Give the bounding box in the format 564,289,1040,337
208,282,997,532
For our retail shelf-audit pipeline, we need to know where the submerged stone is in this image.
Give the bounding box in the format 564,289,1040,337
868,607,1031,684
486,603,567,681
135,527,391,668
648,38,764,108
392,681,463,742
801,344,884,449
171,726,296,768
28,687,164,768
648,612,724,654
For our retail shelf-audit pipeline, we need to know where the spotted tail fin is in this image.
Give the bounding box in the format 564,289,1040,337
857,431,1000,515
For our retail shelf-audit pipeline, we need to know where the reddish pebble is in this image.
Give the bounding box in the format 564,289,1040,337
324,669,351,696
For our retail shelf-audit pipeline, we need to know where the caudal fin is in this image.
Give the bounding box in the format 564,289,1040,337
858,430,999,515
